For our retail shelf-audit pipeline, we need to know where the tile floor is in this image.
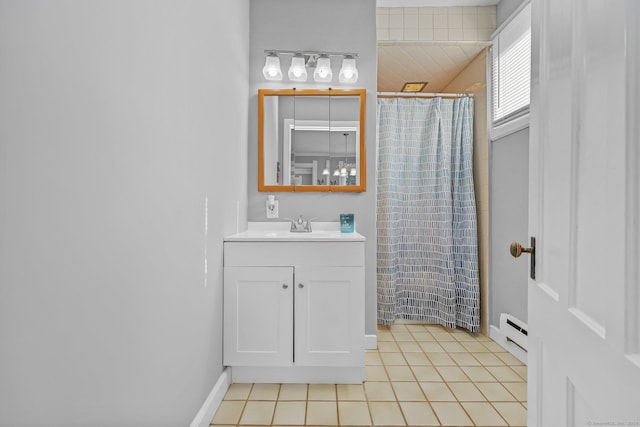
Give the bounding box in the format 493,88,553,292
210,323,527,426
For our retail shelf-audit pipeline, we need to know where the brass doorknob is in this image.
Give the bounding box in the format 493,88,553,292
510,241,533,258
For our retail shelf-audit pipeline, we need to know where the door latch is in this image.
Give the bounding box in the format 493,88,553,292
510,237,536,280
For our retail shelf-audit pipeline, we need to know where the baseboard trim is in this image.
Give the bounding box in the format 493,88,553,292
190,367,231,427
364,334,377,350
489,325,528,364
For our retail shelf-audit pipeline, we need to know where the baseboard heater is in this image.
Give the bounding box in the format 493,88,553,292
499,313,528,351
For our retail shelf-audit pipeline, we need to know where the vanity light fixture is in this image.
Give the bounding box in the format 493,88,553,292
262,49,359,84
339,55,358,84
313,54,333,83
262,52,283,81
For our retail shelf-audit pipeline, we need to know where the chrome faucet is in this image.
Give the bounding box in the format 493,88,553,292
288,215,313,232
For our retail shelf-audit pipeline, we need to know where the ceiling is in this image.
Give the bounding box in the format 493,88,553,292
376,0,497,93
377,41,490,93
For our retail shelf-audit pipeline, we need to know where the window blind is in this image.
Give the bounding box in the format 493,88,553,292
492,3,531,124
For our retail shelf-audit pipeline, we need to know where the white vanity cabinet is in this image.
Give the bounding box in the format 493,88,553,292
223,227,365,383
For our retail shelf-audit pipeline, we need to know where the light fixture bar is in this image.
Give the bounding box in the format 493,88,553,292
264,49,359,58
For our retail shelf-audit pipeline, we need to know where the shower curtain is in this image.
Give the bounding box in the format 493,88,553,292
377,97,480,332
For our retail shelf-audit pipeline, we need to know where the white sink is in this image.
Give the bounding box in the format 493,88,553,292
224,222,365,242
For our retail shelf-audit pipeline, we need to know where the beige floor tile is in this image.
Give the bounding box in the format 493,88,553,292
337,401,371,426
224,383,252,400
306,401,337,426
378,341,401,352
272,401,306,425
386,365,416,381
420,341,446,353
450,352,481,366
278,384,307,401
381,352,408,365
430,402,473,426
377,330,394,341
405,324,427,333
365,351,383,365
389,324,409,332
474,352,506,366
426,352,456,366
496,351,526,366
436,366,470,382
411,366,443,381
487,366,525,382
336,384,366,401
493,402,528,425
398,341,422,352
419,382,456,401
249,383,280,400
308,384,336,400
364,381,397,401
368,401,407,426
399,402,440,426
503,382,527,401
366,365,389,381
392,381,427,401
447,382,487,401
431,332,457,342
239,401,276,425
511,365,528,380
462,402,508,426
440,341,467,352
482,340,508,352
461,341,491,352
403,352,431,365
424,324,446,333
452,332,480,342
476,382,518,401
461,366,498,382
392,331,415,341
411,331,436,341
211,401,245,425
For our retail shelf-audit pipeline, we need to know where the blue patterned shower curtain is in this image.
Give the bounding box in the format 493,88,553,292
377,97,480,332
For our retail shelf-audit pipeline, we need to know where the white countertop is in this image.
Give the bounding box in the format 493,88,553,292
224,222,366,242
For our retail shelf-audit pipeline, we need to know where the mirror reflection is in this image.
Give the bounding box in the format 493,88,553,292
258,89,366,192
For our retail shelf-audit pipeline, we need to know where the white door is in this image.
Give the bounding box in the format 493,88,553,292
528,0,640,425
294,266,364,366
223,266,293,366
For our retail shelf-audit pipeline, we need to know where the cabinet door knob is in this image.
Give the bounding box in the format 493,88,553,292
298,283,304,288
282,284,288,289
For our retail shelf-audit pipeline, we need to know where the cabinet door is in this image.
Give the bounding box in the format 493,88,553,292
294,266,364,366
224,266,293,366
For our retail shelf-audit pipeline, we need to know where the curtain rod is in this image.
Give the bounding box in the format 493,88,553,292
377,91,473,98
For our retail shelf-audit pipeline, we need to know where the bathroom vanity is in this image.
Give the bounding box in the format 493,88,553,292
223,222,365,383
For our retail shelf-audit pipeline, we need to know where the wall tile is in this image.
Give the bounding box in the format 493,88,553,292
403,7,418,15
478,13,496,29
463,14,477,29
448,13,462,29
390,7,403,15
448,28,463,41
389,28,403,40
419,14,433,28
404,28,419,41
389,13,403,28
419,7,433,15
377,28,390,41
434,28,449,41
404,13,418,28
377,14,390,28
478,5,496,14
463,28,478,41
419,28,434,41
433,13,448,28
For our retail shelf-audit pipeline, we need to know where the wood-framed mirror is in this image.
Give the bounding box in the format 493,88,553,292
258,88,366,192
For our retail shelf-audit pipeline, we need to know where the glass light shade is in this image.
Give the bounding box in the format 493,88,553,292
288,55,307,82
313,55,333,82
350,167,357,176
339,56,358,83
262,54,283,81
322,168,330,176
340,167,347,176
333,168,340,176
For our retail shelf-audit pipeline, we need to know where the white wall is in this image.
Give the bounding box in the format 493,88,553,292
490,128,529,326
248,0,378,335
0,1,248,426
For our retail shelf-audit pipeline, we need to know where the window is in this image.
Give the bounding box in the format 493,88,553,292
492,3,531,125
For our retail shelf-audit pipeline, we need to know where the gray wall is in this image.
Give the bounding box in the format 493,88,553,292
490,128,529,327
497,0,527,26
249,0,378,335
0,1,249,426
